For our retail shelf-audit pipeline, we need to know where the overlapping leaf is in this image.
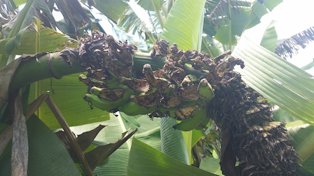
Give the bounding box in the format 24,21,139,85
127,138,217,176
0,19,77,55
161,0,206,50
0,116,80,176
232,36,314,124
29,74,110,130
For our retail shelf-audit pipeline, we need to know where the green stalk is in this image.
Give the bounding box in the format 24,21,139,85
10,50,82,91
9,50,164,92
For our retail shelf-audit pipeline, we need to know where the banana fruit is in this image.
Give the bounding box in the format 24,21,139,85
120,101,154,116
84,93,118,111
84,86,133,112
197,78,214,101
173,106,208,131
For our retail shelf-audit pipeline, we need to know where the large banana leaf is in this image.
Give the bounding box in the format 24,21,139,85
120,113,162,149
232,36,314,124
0,0,55,66
160,117,189,164
28,74,110,130
0,19,77,55
69,114,214,176
0,116,80,176
161,0,206,50
92,0,156,37
93,0,128,23
127,138,217,176
8,0,55,38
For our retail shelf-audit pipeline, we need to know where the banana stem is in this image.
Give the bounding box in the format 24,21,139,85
10,50,82,91
9,50,163,92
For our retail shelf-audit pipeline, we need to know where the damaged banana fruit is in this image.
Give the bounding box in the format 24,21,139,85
79,32,215,120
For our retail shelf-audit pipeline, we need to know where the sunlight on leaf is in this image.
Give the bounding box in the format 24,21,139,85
233,36,314,124
161,0,206,50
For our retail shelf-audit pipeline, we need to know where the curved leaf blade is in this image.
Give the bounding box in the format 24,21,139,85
260,22,278,51
232,36,314,124
127,138,217,176
1,21,77,55
93,0,128,23
29,74,110,129
161,0,206,50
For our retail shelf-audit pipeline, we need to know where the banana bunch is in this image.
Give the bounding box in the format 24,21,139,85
79,32,216,131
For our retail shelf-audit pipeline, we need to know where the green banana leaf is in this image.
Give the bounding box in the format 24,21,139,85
127,138,217,176
12,0,26,6
120,113,162,149
232,36,314,124
8,0,55,39
200,157,223,176
124,114,191,165
152,0,206,165
92,0,153,37
93,0,128,23
0,116,80,176
160,117,189,164
260,22,278,51
0,19,77,55
68,113,207,176
0,59,21,114
161,0,206,50
69,114,130,176
288,122,314,174
28,74,110,130
1,0,56,66
68,114,160,176
205,0,282,47
137,0,162,11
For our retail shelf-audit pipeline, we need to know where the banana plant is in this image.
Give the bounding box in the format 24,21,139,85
1,0,314,175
